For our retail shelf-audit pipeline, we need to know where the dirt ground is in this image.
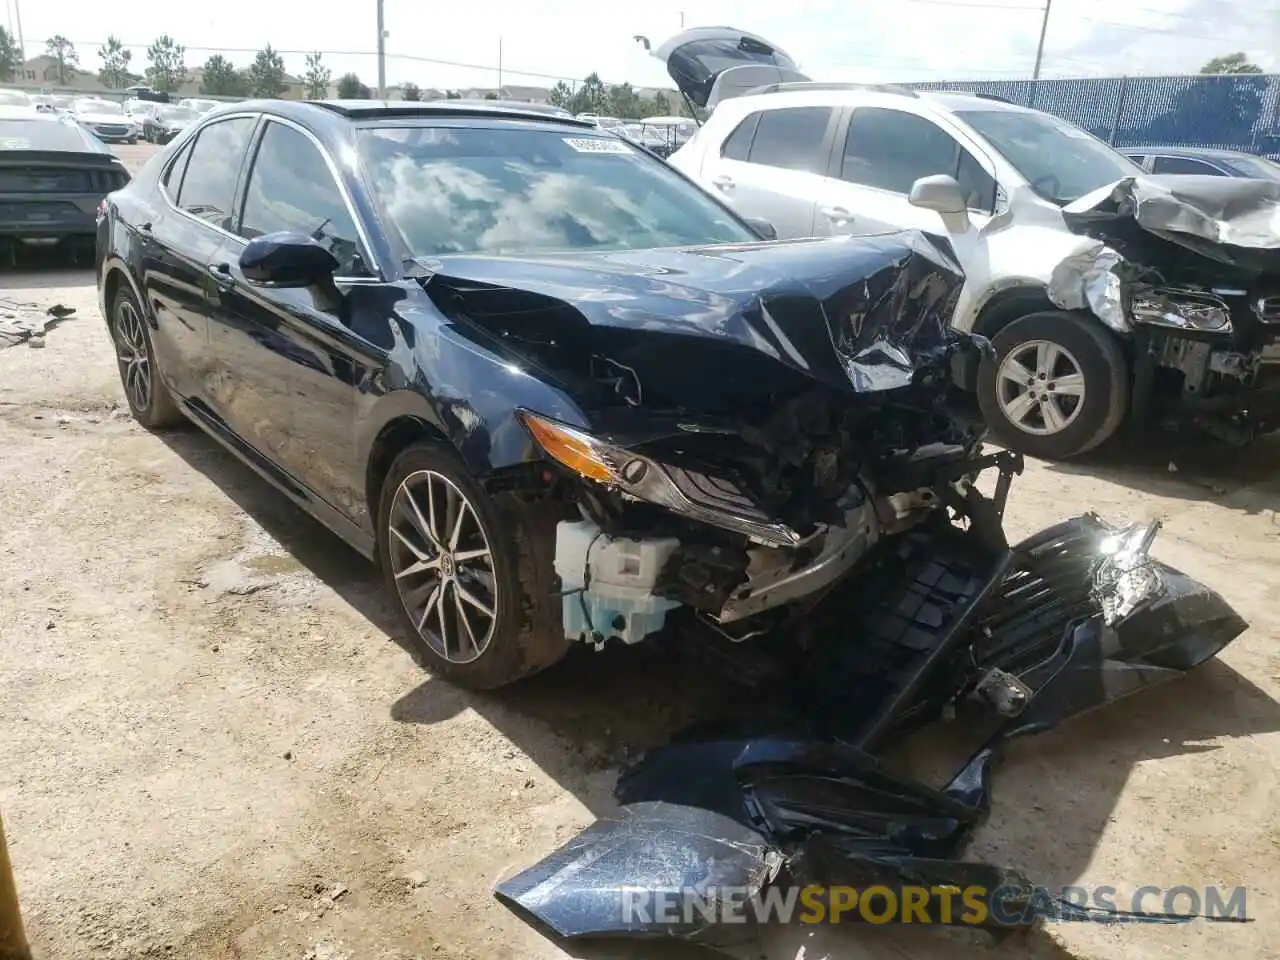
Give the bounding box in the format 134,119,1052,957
1,143,1279,960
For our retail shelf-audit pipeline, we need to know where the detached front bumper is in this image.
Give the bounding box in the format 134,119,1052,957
496,514,1248,945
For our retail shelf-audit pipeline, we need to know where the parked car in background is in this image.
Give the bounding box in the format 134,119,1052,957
125,99,162,121
655,26,1280,458
622,116,696,157
177,98,220,115
0,105,129,258
141,104,199,144
124,85,170,104
0,89,34,109
71,98,139,143
1121,145,1280,181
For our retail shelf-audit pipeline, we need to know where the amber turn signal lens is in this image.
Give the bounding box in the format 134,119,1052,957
519,412,617,485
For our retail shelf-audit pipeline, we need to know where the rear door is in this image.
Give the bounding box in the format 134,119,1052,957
144,114,258,405
700,105,839,239
814,106,998,265
207,117,384,521
1150,155,1228,176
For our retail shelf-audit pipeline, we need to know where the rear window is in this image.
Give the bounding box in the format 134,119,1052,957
0,119,95,152
358,125,755,257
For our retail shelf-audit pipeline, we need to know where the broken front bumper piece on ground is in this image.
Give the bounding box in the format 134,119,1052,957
1050,175,1280,442
496,514,1247,948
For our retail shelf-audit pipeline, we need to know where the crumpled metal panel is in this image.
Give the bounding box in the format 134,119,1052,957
493,801,778,945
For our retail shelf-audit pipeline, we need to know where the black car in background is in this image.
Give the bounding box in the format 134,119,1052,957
141,105,200,144
0,106,130,259
1122,145,1280,180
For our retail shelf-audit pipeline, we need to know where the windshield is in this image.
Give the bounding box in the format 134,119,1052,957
359,125,755,257
0,90,31,106
1226,155,1280,182
76,100,122,115
956,109,1141,204
159,108,197,124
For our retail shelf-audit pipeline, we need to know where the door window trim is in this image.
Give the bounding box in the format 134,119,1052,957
157,111,263,244
1151,154,1228,176
223,114,385,283
836,105,1000,214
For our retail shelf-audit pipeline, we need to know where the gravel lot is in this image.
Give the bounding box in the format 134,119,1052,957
1,142,1279,960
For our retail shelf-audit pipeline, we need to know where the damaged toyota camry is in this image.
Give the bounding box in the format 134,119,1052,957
98,97,1248,944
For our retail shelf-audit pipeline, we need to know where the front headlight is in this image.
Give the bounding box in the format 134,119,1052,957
518,410,801,547
1130,288,1231,332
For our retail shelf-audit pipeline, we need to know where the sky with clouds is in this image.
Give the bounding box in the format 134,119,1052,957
4,0,1279,91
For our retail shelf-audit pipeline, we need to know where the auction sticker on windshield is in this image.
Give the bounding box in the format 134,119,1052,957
562,137,632,154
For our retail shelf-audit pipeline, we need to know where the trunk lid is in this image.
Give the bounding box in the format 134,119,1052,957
649,26,811,111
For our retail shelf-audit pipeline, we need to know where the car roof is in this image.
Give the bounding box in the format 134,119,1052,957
203,98,602,135
721,83,1040,118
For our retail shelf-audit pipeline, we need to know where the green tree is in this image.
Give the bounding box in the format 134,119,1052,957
606,82,641,118
567,72,606,115
199,54,246,96
246,44,287,97
303,52,330,99
45,35,78,85
484,91,498,100
146,35,187,92
1200,53,1263,75
336,72,370,98
649,91,671,115
0,26,21,82
445,89,461,99
400,81,421,101
96,36,132,89
548,81,572,108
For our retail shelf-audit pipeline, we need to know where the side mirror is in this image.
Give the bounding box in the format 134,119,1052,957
908,174,967,214
744,217,777,241
239,231,340,287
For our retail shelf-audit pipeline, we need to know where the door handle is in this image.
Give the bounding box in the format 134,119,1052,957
821,205,853,224
206,261,235,289
711,175,735,192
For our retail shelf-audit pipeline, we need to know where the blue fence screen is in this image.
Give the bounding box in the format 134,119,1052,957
904,74,1280,157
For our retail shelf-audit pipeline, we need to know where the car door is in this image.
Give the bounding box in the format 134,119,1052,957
1150,155,1228,176
142,115,257,406
207,117,386,523
699,105,839,239
814,106,998,268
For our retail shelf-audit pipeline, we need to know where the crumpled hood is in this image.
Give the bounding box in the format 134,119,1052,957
1062,174,1280,274
422,231,975,403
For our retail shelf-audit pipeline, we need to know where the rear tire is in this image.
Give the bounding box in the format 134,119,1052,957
110,284,184,429
376,442,570,690
977,310,1128,460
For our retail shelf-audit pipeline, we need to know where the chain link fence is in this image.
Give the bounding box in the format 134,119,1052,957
907,73,1280,157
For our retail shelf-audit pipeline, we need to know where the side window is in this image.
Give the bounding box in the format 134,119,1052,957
174,117,256,231
1151,156,1224,176
745,107,833,173
720,112,760,161
842,107,997,212
162,139,193,197
238,121,370,277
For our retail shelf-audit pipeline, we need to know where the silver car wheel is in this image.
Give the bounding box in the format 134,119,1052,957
114,299,152,412
387,469,497,664
995,338,1086,436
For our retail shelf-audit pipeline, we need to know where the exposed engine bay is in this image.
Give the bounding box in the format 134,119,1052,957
1051,175,1280,442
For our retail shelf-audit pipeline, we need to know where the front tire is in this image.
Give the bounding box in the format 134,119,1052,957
110,284,184,429
377,442,570,690
977,310,1128,460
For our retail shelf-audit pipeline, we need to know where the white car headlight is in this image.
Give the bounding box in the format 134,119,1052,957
1130,288,1231,332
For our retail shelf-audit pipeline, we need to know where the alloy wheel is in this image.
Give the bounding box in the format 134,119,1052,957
114,299,152,412
995,339,1086,436
387,470,498,664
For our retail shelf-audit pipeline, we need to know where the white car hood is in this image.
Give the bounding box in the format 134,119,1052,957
76,112,130,125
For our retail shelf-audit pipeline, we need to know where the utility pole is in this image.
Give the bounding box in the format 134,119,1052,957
497,37,502,90
375,0,386,98
1032,0,1051,80
12,0,26,69
0,813,31,960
